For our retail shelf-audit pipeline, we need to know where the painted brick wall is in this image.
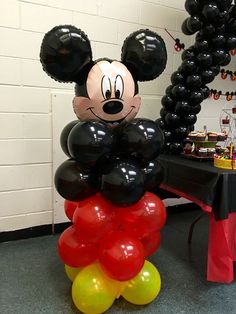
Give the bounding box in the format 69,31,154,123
0,0,235,232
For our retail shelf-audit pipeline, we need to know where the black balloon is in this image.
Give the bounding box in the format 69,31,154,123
121,29,167,81
175,100,191,116
155,118,166,130
182,18,195,35
182,114,197,125
181,48,196,61
187,16,202,33
171,84,188,99
161,95,176,111
226,36,236,49
189,90,204,104
186,74,202,89
179,59,197,74
201,86,211,99
200,24,216,37
195,37,209,52
171,71,185,84
174,126,189,139
165,84,174,95
118,118,164,163
220,52,231,65
54,159,99,201
196,52,213,68
40,25,93,83
200,69,215,84
163,130,173,141
68,120,114,167
169,142,184,154
101,159,144,205
165,113,180,128
202,3,220,22
212,49,228,65
188,125,195,132
60,120,78,157
211,34,226,48
185,0,201,15
160,107,168,119
210,65,221,76
142,159,164,191
190,104,201,114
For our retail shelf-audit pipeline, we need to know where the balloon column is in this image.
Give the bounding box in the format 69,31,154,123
159,0,236,154
40,25,167,313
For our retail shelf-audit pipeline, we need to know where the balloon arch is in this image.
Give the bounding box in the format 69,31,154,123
39,0,236,313
158,0,236,154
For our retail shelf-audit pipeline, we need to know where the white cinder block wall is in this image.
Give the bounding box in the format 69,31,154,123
0,0,235,232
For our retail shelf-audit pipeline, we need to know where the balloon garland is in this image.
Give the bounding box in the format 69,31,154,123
159,0,236,154
40,26,167,313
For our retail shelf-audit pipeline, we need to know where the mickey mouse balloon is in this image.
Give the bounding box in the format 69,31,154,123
40,25,167,127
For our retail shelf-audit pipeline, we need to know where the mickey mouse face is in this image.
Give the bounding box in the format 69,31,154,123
40,25,167,126
73,60,141,126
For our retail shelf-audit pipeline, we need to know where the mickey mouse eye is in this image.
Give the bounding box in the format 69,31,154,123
101,75,111,99
115,75,124,99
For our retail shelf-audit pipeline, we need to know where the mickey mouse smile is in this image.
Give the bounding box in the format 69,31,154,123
88,106,135,125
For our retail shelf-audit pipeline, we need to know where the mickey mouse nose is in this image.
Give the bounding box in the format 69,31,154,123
103,101,123,115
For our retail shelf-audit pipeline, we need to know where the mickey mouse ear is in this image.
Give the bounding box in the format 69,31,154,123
121,29,167,82
40,25,93,83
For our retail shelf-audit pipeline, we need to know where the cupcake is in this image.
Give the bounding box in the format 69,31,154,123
188,131,198,141
197,148,208,157
196,132,206,141
217,132,227,141
207,148,216,157
208,132,218,141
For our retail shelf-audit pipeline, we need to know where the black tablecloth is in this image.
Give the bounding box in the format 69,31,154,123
158,154,236,220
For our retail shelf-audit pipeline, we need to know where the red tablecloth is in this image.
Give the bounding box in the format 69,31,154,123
159,154,236,284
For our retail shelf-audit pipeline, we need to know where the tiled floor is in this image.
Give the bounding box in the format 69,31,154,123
1,207,236,314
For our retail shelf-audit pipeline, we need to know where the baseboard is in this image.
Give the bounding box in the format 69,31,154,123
0,203,201,243
0,221,71,243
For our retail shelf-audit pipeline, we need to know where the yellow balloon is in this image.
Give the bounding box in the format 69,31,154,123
65,264,81,282
121,260,161,305
72,263,116,314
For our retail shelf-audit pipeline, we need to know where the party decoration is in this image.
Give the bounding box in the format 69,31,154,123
64,200,78,221
142,159,164,192
161,0,236,154
210,89,236,100
117,118,164,163
65,264,81,282
40,24,167,313
115,192,166,239
60,120,78,157
67,120,114,167
58,226,98,267
73,193,116,241
101,159,145,206
140,231,161,257
72,263,116,314
54,159,99,201
98,231,145,281
164,28,185,51
121,260,161,305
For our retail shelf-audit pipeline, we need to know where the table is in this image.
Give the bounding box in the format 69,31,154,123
158,154,236,283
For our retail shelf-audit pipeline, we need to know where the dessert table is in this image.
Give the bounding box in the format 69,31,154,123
158,154,236,283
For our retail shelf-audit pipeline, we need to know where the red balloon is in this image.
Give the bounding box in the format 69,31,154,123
115,192,166,238
58,226,98,267
73,193,117,241
140,231,161,257
99,231,145,281
64,200,78,220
